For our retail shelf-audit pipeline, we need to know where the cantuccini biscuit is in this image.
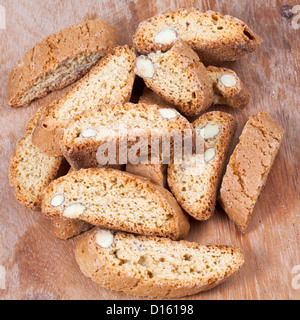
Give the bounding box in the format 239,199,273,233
42,168,190,240
135,40,213,117
59,103,193,170
9,107,69,210
8,20,117,108
133,9,262,64
218,112,285,232
168,111,236,220
75,228,244,298
207,66,250,109
32,46,136,156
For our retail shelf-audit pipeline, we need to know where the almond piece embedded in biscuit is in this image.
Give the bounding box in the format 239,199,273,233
135,56,155,79
63,203,86,219
158,108,178,119
200,124,220,140
95,229,114,248
204,147,216,163
154,28,179,45
50,193,65,207
219,74,237,87
81,128,98,138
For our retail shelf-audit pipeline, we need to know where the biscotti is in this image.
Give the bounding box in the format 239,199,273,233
32,45,136,156
8,20,117,108
51,218,92,240
9,107,69,210
139,66,250,112
60,103,194,170
75,228,244,298
218,112,285,232
42,168,190,240
168,111,236,220
133,9,262,64
135,40,213,117
126,162,168,187
51,165,124,239
138,87,174,109
207,66,250,109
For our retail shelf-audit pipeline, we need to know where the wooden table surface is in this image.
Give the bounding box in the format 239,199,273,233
0,0,299,300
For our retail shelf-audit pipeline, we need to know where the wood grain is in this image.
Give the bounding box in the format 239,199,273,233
0,0,299,300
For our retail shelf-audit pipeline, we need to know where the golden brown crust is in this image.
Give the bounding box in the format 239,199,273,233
8,19,117,108
75,228,244,298
31,46,136,156
133,9,262,64
42,168,190,240
140,40,213,117
218,112,285,232
168,111,236,220
138,87,174,109
51,218,92,239
126,163,167,187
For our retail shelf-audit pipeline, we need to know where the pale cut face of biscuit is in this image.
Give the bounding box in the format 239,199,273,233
168,111,236,221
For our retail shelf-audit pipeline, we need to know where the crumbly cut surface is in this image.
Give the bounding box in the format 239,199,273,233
218,112,285,232
168,111,236,220
31,46,136,156
60,103,193,170
42,168,190,240
137,40,213,117
8,19,117,108
75,228,244,298
9,107,68,210
207,66,250,109
133,9,262,63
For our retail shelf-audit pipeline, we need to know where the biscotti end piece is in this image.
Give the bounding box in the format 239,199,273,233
8,19,117,108
218,112,285,232
75,228,244,298
133,9,262,64
31,45,136,157
51,218,92,239
207,66,250,109
168,111,236,220
138,87,174,109
135,40,213,117
42,168,190,240
59,102,193,170
126,162,168,187
9,107,69,210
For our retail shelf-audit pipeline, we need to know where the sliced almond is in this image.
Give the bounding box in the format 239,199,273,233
95,229,114,248
154,28,179,45
219,73,237,88
200,124,220,140
204,147,216,163
135,56,155,79
81,128,98,138
63,203,86,219
50,193,65,207
158,108,178,119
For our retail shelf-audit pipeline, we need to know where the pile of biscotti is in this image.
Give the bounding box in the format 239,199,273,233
8,9,285,298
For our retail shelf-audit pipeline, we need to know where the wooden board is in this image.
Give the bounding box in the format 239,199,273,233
0,0,299,300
